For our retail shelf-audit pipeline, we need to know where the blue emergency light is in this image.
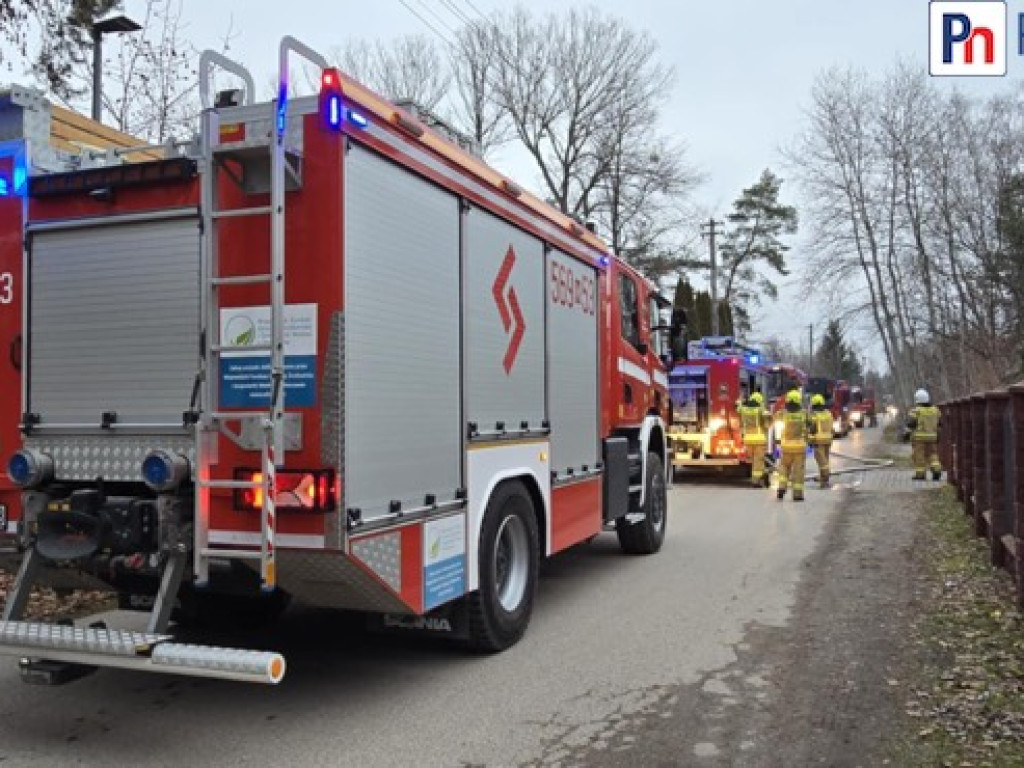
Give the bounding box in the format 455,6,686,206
320,69,344,131
0,176,8,196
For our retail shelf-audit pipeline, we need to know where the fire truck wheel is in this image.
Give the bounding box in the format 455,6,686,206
616,452,667,555
468,480,539,653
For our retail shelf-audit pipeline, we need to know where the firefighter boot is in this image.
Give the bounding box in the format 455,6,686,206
777,488,785,500
931,469,942,481
820,474,830,489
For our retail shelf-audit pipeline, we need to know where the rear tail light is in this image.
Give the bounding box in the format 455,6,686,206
233,468,336,512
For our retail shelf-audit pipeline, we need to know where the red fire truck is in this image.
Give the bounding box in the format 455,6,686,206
666,337,767,477
0,41,675,685
806,377,852,438
849,386,877,428
1,87,154,563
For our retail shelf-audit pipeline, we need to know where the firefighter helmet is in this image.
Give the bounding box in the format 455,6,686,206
914,388,930,405
750,392,764,405
785,389,802,405
811,394,826,407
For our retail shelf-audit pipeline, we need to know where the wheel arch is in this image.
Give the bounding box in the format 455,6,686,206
638,415,669,505
467,459,551,593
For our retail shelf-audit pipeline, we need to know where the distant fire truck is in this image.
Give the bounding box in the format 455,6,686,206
849,386,877,428
0,40,678,685
666,336,767,477
806,377,852,438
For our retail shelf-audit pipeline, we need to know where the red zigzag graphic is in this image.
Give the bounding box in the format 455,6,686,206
492,247,526,374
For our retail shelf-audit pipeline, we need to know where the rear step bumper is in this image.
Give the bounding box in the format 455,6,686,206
0,622,285,684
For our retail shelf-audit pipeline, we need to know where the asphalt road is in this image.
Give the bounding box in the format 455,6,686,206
0,428,889,767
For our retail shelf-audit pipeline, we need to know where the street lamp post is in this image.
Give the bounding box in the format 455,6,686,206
91,15,142,123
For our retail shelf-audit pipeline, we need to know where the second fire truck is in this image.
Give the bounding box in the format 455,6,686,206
667,336,768,478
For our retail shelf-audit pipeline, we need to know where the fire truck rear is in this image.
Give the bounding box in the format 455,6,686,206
666,337,766,477
0,40,675,685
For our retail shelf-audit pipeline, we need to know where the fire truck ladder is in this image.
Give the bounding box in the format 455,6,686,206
193,40,330,591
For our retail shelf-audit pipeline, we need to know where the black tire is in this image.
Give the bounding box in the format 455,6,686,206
616,452,667,555
467,481,539,652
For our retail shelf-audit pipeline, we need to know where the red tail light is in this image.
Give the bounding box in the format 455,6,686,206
234,468,336,512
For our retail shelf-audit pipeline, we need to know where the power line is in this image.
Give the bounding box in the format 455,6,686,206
460,0,488,21
396,0,456,47
437,0,475,27
409,0,460,39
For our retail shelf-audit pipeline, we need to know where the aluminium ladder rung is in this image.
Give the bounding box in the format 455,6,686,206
211,206,272,220
211,274,273,287
209,411,270,421
199,548,264,560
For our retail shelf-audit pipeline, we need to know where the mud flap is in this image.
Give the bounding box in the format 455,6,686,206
369,599,471,641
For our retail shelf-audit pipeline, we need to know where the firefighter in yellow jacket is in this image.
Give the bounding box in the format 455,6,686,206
777,389,810,501
907,388,942,480
808,394,833,488
738,391,771,487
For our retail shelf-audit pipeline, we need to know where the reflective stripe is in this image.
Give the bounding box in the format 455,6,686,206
912,406,940,440
738,406,767,443
780,410,807,450
618,357,651,386
653,370,668,389
809,410,833,444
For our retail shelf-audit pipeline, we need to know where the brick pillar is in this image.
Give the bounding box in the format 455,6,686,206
984,391,1010,567
959,397,972,507
1009,384,1024,610
972,394,988,536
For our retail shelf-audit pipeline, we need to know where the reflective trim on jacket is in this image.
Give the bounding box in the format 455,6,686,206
809,409,833,445
909,405,940,442
780,410,808,451
738,405,769,445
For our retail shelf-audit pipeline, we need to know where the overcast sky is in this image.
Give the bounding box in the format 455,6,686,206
106,1,1019,366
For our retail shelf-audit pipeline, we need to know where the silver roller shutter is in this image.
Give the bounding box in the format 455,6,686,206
28,215,200,429
343,144,462,520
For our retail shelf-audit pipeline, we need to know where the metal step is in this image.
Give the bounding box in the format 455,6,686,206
211,206,272,220
0,622,169,656
0,621,285,684
211,274,272,287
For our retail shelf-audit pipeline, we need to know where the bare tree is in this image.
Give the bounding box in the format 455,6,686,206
790,64,1024,402
482,6,697,278
50,0,219,143
449,21,511,157
332,35,451,114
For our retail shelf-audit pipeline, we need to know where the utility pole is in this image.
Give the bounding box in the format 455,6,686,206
701,218,724,336
808,323,814,378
